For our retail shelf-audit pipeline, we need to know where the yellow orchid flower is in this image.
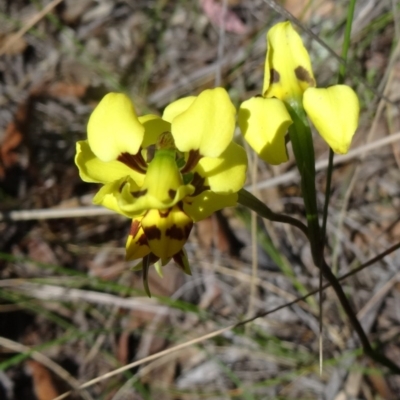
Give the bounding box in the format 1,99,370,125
239,21,359,162
75,88,247,294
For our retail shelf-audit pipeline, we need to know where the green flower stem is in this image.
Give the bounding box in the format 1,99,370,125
238,189,308,237
286,101,322,263
321,149,334,241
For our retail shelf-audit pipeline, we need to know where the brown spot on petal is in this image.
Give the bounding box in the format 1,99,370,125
118,152,147,173
159,209,172,218
270,69,280,84
168,189,176,199
181,149,202,174
146,145,155,163
144,225,161,240
173,250,191,275
130,219,141,237
166,224,184,240
173,251,185,268
119,181,127,193
191,172,210,196
131,189,147,198
184,220,194,237
157,131,175,150
137,233,148,246
133,150,148,169
295,66,315,85
166,219,193,240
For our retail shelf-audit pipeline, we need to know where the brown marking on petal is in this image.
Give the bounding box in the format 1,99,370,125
295,66,315,85
141,253,159,268
191,172,210,196
157,131,175,150
158,208,172,218
168,189,176,199
135,150,148,169
146,145,156,163
270,69,280,84
255,94,264,98
184,220,194,238
166,219,193,241
131,189,147,198
173,250,191,274
144,225,161,240
173,251,185,269
147,253,159,265
166,224,185,240
119,181,127,193
118,152,147,173
137,233,148,246
130,219,141,237
180,150,202,174
191,172,204,187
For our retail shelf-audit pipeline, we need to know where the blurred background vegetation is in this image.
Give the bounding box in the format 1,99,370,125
0,0,400,399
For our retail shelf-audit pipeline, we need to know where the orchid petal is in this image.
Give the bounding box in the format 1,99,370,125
142,206,193,259
87,93,144,162
92,177,143,218
263,21,315,101
303,85,359,154
171,88,236,157
92,178,127,217
238,97,292,164
75,140,144,185
139,114,171,149
125,218,151,260
162,96,196,123
195,142,247,194
183,191,238,222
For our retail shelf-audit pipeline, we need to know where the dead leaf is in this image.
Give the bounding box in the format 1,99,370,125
0,33,27,55
199,0,247,34
26,361,60,400
196,211,244,256
26,235,59,266
366,358,398,400
0,102,27,179
45,82,87,99
284,0,334,20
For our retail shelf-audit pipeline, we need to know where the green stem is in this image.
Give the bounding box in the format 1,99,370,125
238,189,308,238
321,149,334,240
287,102,321,262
